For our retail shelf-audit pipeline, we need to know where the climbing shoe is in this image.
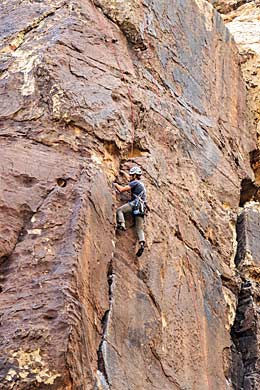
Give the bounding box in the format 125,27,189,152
116,223,126,231
136,242,145,257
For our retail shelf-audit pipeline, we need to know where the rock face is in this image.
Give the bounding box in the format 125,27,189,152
0,1,257,389
210,1,260,389
210,0,260,140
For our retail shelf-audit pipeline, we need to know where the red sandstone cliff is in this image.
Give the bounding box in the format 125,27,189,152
0,1,258,389
210,2,260,388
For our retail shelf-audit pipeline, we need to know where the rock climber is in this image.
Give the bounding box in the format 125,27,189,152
114,166,146,257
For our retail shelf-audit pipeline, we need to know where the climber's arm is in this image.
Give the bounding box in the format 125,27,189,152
114,183,131,193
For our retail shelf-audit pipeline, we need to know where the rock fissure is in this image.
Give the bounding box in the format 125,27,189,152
230,173,260,388
174,226,218,274
146,288,161,316
97,260,115,388
0,183,56,264
230,279,257,389
1,2,68,53
93,0,147,50
150,346,182,389
1,0,259,388
211,0,254,14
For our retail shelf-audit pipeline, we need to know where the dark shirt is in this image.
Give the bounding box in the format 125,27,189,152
129,180,146,201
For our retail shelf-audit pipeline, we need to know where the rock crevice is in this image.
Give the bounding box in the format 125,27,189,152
96,260,115,389
0,0,259,389
231,173,260,389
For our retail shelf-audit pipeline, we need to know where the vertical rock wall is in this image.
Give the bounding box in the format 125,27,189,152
210,2,260,389
210,0,260,140
0,1,256,389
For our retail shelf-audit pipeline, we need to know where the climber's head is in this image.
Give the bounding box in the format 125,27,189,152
129,166,142,180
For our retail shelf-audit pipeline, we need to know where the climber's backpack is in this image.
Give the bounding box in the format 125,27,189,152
131,191,146,217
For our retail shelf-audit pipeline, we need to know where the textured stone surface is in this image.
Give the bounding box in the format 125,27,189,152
0,0,257,389
231,278,260,390
236,203,260,269
210,2,260,388
210,0,260,143
231,202,260,389
210,0,254,14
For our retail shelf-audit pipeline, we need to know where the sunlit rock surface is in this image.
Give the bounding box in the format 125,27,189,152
211,0,260,140
211,1,260,388
0,0,257,389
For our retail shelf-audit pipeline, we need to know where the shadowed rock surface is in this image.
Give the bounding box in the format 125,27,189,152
211,1,260,388
0,0,258,389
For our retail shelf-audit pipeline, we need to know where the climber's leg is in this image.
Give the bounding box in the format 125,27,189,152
135,216,145,256
135,215,145,242
116,203,132,230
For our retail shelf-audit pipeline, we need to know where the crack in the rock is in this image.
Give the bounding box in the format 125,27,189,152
174,224,218,275
222,158,260,390
228,195,246,389
58,39,125,77
229,176,260,388
221,274,240,296
93,0,147,50
68,61,112,92
96,260,115,389
188,215,215,247
0,185,56,281
66,51,108,74
88,195,103,219
150,346,182,389
0,133,86,160
146,288,161,316
230,279,254,389
214,0,253,14
2,1,68,52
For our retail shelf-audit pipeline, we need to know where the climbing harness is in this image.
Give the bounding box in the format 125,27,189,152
131,194,145,217
131,189,146,217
